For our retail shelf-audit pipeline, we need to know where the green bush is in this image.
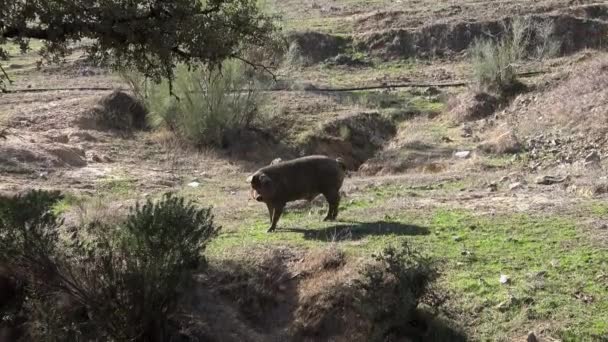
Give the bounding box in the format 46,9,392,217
122,59,268,147
1,191,220,342
354,241,438,341
0,190,63,280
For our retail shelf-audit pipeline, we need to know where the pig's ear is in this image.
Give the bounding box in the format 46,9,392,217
259,173,272,185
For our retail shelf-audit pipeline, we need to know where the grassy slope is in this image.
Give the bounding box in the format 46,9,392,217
206,182,608,340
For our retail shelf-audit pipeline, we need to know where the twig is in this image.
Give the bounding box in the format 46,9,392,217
230,54,278,82
0,63,14,92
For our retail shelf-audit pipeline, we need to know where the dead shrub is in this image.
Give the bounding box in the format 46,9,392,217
88,90,148,130
448,91,499,123
354,241,439,341
478,129,522,154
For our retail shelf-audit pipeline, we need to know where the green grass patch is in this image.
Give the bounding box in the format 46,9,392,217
0,39,44,57
209,183,608,339
51,193,86,216
588,202,608,218
409,96,445,113
98,176,138,196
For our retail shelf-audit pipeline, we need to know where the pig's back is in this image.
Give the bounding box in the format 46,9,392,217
262,156,344,202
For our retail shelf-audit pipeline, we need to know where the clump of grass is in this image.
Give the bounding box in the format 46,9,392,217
470,16,561,94
121,59,269,147
469,17,530,93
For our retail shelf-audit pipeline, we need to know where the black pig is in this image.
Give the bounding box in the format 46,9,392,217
247,155,347,232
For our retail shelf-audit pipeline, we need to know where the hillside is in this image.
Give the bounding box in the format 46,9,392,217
2,1,608,341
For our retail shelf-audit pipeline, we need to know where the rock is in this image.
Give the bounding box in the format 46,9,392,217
270,158,283,165
535,175,570,185
527,332,538,342
461,124,473,138
509,182,524,191
68,131,97,142
187,181,201,188
584,151,601,167
453,235,463,242
44,145,87,167
499,274,510,284
48,134,70,144
455,151,472,159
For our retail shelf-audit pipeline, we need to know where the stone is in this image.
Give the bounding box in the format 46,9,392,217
499,274,510,284
509,182,524,191
455,151,472,159
187,181,200,188
535,175,570,185
584,151,601,167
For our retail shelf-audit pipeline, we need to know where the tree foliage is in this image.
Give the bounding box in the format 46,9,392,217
0,0,279,90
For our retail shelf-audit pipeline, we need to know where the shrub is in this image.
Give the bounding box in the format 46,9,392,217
470,16,561,94
354,241,438,341
57,193,219,341
533,18,561,60
469,17,530,93
122,59,269,147
1,191,220,341
0,190,63,280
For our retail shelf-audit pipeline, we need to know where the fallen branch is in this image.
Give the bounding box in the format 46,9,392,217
2,86,116,94
2,70,549,94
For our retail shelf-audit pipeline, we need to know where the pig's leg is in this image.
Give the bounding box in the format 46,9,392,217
266,203,274,223
323,190,340,221
267,202,285,233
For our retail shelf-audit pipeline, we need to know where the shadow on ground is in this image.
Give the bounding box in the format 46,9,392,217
281,220,430,241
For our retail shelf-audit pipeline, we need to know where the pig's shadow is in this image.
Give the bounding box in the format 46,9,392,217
281,220,429,242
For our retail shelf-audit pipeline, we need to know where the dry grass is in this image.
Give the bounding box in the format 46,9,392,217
506,54,608,137
477,127,522,155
